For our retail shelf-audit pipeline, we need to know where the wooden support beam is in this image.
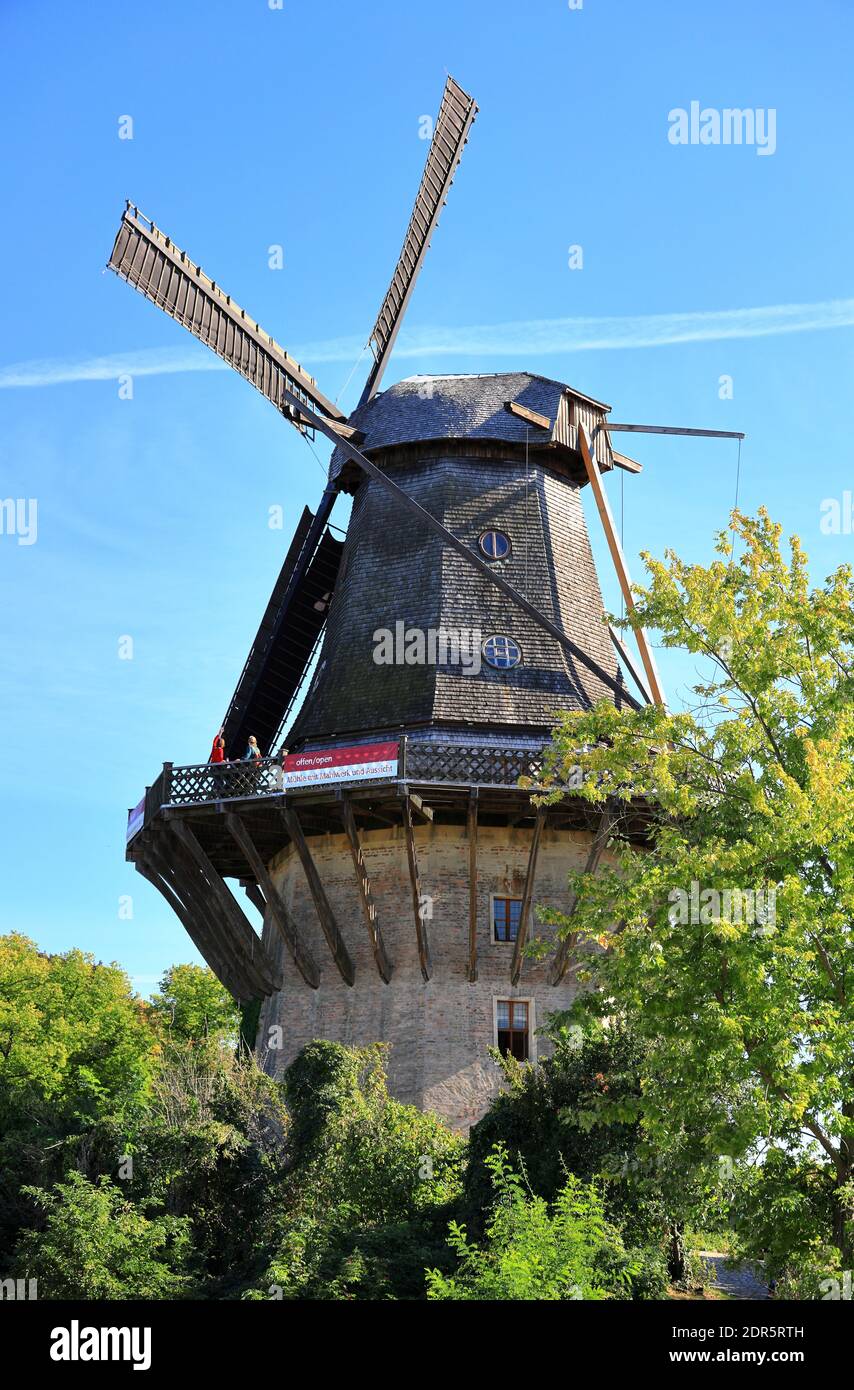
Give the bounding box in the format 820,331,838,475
611,450,643,475
510,805,547,986
224,812,320,988
158,838,271,999
242,881,267,919
505,399,551,430
579,424,667,708
138,841,240,994
165,823,279,997
606,422,745,440
407,792,434,823
549,805,616,985
340,796,393,983
281,807,356,986
135,852,247,1001
608,624,653,706
163,824,280,997
401,793,432,981
467,791,478,983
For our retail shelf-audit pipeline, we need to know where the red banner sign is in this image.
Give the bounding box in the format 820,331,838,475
283,741,399,789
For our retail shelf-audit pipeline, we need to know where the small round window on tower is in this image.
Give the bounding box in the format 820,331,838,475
478,529,511,560
482,635,522,669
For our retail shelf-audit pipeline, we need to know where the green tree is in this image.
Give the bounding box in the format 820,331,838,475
12,1171,190,1299
539,510,854,1270
0,933,157,1125
465,1024,650,1228
0,933,159,1260
150,963,240,1042
119,1038,290,1285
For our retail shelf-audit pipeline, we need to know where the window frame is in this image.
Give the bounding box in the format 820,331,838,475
478,528,512,561
482,634,522,670
493,996,536,1063
490,893,523,944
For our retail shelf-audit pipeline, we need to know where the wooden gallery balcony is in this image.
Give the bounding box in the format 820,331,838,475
125,739,648,1002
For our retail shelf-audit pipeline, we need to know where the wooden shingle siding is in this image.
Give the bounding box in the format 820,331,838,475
288,447,625,747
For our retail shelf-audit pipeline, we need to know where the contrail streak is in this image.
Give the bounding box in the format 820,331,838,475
2,297,852,390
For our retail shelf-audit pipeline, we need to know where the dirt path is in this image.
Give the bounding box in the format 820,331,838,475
699,1251,769,1300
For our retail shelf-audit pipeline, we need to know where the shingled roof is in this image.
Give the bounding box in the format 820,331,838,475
330,372,613,479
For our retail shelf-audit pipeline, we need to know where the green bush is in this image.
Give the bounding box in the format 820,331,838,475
282,1040,463,1223
427,1145,638,1301
243,1041,465,1299
464,1024,665,1245
12,1171,190,1300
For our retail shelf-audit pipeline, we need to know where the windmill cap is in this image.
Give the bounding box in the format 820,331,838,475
329,371,612,481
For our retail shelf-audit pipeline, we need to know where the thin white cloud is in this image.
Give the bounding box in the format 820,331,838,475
0,347,226,389
390,298,854,356
2,297,853,390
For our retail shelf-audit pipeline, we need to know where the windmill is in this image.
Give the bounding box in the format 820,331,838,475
115,77,743,1129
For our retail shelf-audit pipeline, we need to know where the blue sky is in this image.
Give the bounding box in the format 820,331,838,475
1,0,852,991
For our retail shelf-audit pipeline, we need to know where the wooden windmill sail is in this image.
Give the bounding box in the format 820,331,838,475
113,77,744,1129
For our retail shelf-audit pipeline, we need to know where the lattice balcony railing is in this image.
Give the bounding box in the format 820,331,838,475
166,757,284,807
146,741,549,821
403,741,546,786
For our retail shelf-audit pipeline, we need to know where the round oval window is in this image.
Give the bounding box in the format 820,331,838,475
482,635,522,669
479,529,511,560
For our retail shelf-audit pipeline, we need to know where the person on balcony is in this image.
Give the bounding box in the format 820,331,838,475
209,729,226,764
244,736,261,763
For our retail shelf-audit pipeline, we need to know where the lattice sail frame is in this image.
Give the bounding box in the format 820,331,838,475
359,76,478,404
108,205,346,429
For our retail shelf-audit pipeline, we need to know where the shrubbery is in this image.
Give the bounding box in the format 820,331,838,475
0,930,840,1300
428,1145,646,1300
242,1041,465,1300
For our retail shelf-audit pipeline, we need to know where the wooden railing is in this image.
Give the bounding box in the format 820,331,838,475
166,757,284,807
128,742,551,837
402,741,546,787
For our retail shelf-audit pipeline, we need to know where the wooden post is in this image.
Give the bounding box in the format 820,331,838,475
281,807,356,986
578,424,666,708
548,805,616,985
510,806,547,986
340,796,393,983
467,791,478,983
224,812,320,989
165,822,280,997
401,793,432,981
